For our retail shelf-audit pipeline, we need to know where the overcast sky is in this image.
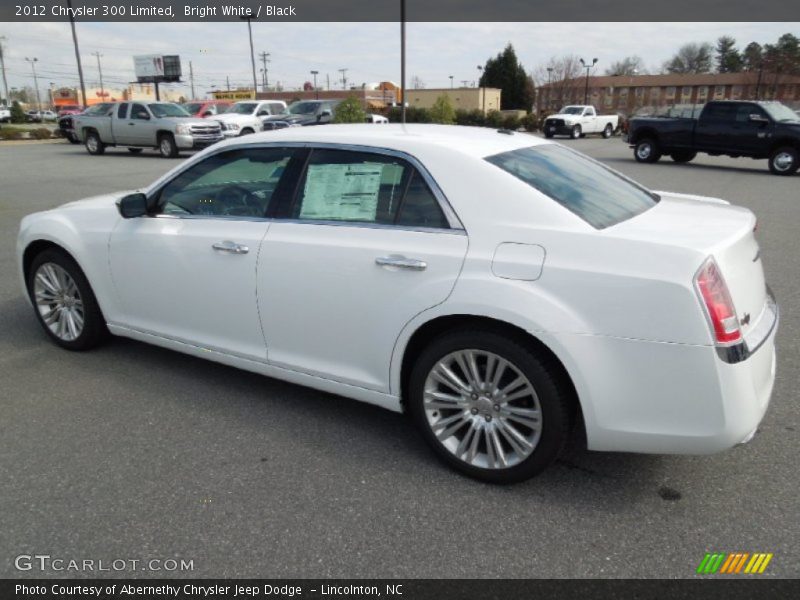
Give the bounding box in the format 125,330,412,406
1,21,796,98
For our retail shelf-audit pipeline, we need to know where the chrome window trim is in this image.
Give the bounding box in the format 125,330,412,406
143,141,465,232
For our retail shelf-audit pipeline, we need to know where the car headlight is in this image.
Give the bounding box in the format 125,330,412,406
228,123,240,130
176,124,192,134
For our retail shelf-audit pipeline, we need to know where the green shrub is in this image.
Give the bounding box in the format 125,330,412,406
521,112,540,132
484,110,503,128
386,106,432,123
332,95,367,124
501,114,521,131
429,94,456,124
455,109,485,127
29,128,54,140
10,101,26,124
0,128,23,140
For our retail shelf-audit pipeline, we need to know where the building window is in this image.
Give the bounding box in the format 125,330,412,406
665,86,676,101
697,86,708,102
714,85,726,99
681,86,693,102
732,85,743,100
650,87,661,104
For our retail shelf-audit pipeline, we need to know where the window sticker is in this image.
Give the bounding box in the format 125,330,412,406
300,163,385,221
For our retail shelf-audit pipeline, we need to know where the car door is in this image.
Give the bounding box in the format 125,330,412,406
581,107,597,133
257,146,468,392
123,102,153,146
108,146,299,360
730,103,773,155
694,102,737,152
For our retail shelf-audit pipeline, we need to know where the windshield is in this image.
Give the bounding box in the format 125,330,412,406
182,103,203,114
84,103,114,116
560,106,584,115
229,103,258,114
761,102,800,123
148,103,190,118
288,102,320,115
486,145,659,229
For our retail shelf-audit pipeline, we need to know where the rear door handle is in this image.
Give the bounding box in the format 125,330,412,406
375,255,427,271
212,240,249,254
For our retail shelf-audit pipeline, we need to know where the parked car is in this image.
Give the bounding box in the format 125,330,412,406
58,103,115,144
181,100,232,118
215,100,288,137
74,101,223,158
0,106,10,123
25,110,43,123
262,100,342,128
543,105,619,139
366,113,389,124
16,125,777,483
627,100,800,175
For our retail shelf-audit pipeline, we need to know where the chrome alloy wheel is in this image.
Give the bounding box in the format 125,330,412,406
33,262,85,341
772,151,794,172
636,142,652,160
160,137,172,156
86,135,98,153
423,349,542,469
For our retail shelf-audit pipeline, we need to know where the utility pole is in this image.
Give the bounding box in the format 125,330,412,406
66,0,87,108
0,36,9,106
400,0,406,123
339,68,348,90
449,75,453,89
240,15,258,93
259,52,270,91
310,70,319,99
226,76,231,91
326,73,330,91
25,57,42,110
189,60,196,99
460,80,469,88
92,51,104,100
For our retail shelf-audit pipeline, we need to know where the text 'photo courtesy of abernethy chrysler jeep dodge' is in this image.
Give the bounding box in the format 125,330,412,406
17,125,778,483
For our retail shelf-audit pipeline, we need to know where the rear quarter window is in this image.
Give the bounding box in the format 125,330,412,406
485,145,658,229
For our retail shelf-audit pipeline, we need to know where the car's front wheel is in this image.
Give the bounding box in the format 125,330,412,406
408,329,572,483
84,130,105,155
27,248,109,351
158,133,179,158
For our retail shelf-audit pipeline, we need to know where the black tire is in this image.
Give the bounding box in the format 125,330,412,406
239,127,255,136
670,150,697,163
127,147,143,154
571,125,581,139
26,248,109,351
84,130,105,155
602,123,613,138
634,137,661,163
407,329,573,484
67,133,80,144
158,133,179,158
544,131,554,139
768,146,799,176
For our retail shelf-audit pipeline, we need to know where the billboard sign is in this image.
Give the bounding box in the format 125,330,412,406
133,55,181,83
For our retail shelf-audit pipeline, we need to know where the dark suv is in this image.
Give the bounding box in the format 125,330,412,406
262,100,343,129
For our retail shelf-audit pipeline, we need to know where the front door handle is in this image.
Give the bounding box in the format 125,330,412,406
212,240,249,254
375,255,427,271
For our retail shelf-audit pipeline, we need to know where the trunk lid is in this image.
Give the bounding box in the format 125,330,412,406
609,192,767,337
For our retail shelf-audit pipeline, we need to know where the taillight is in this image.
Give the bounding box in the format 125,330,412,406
695,257,741,345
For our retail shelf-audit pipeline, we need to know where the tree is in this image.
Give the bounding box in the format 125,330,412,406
10,100,26,123
663,42,714,74
715,36,742,73
605,56,646,76
742,42,764,71
533,54,583,110
429,94,455,124
410,75,425,89
479,43,535,110
332,95,366,124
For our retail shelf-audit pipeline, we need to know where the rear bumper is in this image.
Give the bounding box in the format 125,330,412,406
554,300,778,454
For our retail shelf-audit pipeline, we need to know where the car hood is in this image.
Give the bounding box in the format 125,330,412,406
547,113,582,120
214,113,256,123
57,191,132,212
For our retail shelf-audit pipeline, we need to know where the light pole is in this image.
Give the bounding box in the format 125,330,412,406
240,15,258,94
400,0,406,123
310,70,319,99
25,57,42,110
338,68,348,90
92,51,104,100
477,65,486,113
449,75,453,89
546,67,553,110
579,57,598,105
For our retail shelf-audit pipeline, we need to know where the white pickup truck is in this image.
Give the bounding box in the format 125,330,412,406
214,100,288,137
543,105,619,139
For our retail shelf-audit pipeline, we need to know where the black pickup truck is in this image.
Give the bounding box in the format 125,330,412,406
626,100,800,175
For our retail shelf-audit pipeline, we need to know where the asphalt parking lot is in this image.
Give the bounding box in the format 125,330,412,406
0,134,797,579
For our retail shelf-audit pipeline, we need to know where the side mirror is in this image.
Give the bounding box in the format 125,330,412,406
257,110,269,116
117,193,148,219
202,111,213,117
749,113,768,124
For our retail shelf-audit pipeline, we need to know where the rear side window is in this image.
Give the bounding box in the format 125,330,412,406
117,103,128,119
486,145,658,229
702,103,737,122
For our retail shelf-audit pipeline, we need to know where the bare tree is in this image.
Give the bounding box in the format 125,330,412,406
410,75,425,89
663,42,714,74
533,55,583,111
605,56,646,76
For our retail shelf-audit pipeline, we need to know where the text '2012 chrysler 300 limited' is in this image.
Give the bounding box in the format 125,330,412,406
17,124,778,483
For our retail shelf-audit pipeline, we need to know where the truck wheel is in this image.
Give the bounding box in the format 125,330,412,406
158,133,179,158
570,125,581,139
602,124,613,138
634,138,661,163
768,146,798,176
84,131,105,155
239,127,255,136
670,151,696,163
127,148,143,154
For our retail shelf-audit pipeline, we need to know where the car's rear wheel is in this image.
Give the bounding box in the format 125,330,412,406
602,123,613,138
158,133,179,158
84,131,105,155
670,150,697,163
27,249,109,351
408,330,572,484
768,146,798,176
128,147,143,154
634,138,661,163
571,125,581,139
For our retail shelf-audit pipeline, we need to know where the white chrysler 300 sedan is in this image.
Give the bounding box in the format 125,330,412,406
17,125,778,483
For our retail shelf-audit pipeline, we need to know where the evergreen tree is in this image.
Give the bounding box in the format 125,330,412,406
741,42,764,71
715,36,743,73
479,43,535,110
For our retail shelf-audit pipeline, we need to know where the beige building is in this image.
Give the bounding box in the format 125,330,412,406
406,87,501,114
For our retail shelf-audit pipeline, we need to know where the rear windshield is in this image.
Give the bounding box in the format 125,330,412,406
486,145,659,229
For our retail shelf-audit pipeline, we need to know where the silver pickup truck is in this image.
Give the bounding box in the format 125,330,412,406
75,101,223,158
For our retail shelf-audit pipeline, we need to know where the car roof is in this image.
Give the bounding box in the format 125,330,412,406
221,124,548,159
